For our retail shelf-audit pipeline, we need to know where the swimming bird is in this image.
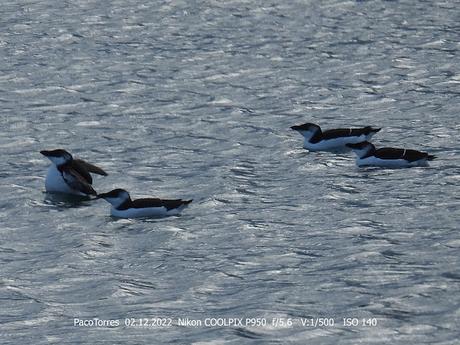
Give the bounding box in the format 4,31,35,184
40,149,107,196
97,188,192,218
346,142,436,168
290,122,381,152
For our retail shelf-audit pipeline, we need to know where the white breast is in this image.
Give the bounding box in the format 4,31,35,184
356,157,429,168
110,206,185,218
304,134,368,152
44,165,85,195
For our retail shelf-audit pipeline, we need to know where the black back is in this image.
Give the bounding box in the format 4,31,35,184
118,198,192,211
311,126,378,143
373,148,430,162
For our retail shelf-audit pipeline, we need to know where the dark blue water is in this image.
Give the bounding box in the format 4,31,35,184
1,1,459,344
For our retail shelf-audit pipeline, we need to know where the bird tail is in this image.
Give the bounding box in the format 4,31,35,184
366,126,381,134
427,155,436,161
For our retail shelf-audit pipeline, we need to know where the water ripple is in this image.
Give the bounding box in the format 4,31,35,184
0,0,459,344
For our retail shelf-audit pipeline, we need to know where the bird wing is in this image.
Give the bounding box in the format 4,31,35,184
402,149,429,162
70,160,93,184
61,166,97,195
130,198,192,210
73,159,108,176
321,127,377,140
321,128,355,140
375,148,407,160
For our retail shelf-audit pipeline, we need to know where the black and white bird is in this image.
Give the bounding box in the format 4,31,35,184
346,142,436,168
97,188,192,218
291,122,381,152
40,149,107,196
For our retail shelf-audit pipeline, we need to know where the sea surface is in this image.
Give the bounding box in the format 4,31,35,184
1,0,459,344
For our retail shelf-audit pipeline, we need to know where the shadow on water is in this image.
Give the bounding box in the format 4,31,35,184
43,192,95,209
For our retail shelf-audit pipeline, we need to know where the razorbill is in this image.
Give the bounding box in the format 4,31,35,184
346,141,436,167
291,122,381,152
40,149,107,196
97,188,192,218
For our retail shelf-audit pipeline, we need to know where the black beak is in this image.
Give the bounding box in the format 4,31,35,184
96,193,107,199
290,125,299,131
40,150,50,156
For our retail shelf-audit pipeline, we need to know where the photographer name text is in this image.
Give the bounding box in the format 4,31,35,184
73,317,379,328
